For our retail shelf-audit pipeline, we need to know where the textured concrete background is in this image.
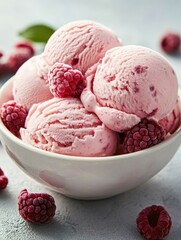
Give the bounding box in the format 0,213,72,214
0,0,181,239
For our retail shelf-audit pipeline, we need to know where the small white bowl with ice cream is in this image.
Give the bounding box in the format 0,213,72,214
0,20,181,200
0,78,181,200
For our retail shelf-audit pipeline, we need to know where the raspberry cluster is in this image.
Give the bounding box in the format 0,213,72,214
18,189,56,224
136,205,172,239
122,118,166,153
48,63,85,98
0,100,27,136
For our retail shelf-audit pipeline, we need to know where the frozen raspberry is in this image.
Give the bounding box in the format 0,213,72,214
123,118,166,153
0,175,8,190
161,32,181,54
6,47,33,73
0,100,27,136
136,205,172,240
48,63,85,98
18,189,56,224
15,41,35,56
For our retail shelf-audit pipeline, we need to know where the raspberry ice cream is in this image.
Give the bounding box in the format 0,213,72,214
20,98,118,157
13,56,53,110
81,45,178,132
43,20,122,77
12,20,122,110
1,20,180,157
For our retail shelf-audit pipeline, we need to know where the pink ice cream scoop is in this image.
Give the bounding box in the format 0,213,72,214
159,98,181,134
20,97,118,157
13,56,52,110
81,45,178,132
42,20,122,78
13,20,121,110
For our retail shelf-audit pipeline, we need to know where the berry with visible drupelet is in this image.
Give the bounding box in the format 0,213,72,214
0,100,27,136
136,205,172,239
122,118,166,153
48,62,85,98
18,189,56,224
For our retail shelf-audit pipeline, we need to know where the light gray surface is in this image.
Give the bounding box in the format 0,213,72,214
0,0,181,239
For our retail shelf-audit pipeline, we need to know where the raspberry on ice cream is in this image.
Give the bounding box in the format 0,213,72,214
5,21,180,158
12,20,122,109
81,45,178,132
0,100,27,136
136,205,172,240
18,189,56,224
122,119,166,153
48,63,85,97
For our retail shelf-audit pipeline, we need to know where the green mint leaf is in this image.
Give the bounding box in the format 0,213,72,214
18,24,55,43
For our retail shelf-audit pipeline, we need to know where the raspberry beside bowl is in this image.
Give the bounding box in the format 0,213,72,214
0,78,181,200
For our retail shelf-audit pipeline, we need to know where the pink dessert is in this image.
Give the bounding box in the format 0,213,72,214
1,20,180,156
20,97,118,157
159,98,181,134
12,20,122,110
43,20,122,75
81,45,178,132
13,56,52,110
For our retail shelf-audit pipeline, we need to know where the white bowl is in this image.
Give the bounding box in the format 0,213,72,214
0,79,181,200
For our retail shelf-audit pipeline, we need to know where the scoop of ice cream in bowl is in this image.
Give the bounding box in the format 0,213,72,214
0,20,181,200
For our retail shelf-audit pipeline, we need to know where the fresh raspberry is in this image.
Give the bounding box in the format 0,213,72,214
136,205,172,240
123,118,166,153
48,63,85,98
18,189,56,224
0,175,8,190
161,32,181,54
6,47,33,73
15,41,35,56
0,100,27,136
